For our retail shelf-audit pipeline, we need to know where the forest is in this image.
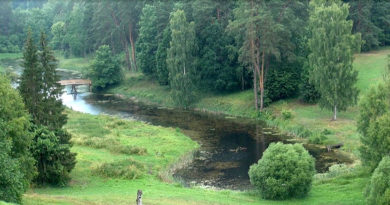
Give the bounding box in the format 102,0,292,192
1,0,390,204
0,0,389,109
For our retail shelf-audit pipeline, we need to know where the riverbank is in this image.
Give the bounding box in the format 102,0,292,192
107,47,390,157
22,110,367,204
3,49,387,155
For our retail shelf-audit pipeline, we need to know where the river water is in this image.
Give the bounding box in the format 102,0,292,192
5,60,352,190
60,83,351,190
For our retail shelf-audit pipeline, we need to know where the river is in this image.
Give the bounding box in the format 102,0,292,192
5,60,352,190
59,77,351,190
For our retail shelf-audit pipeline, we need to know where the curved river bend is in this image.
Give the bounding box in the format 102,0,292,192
7,64,351,190
61,86,351,190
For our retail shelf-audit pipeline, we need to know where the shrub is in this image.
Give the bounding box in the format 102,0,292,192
308,132,327,144
30,125,75,186
366,156,390,205
358,84,390,171
0,75,35,203
281,109,293,120
299,62,321,104
89,45,122,91
0,141,24,203
249,142,315,200
93,158,145,180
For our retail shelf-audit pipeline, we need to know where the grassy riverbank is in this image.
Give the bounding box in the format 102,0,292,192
107,47,390,156
2,48,388,153
23,110,368,205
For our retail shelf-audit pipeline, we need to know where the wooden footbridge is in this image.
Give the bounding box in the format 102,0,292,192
58,79,92,93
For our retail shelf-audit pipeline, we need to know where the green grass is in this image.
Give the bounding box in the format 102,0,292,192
24,110,368,205
266,47,390,154
104,47,390,155
56,54,91,73
109,72,174,106
0,53,22,60
0,53,22,73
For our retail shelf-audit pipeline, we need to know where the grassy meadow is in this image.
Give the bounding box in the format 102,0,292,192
23,110,368,205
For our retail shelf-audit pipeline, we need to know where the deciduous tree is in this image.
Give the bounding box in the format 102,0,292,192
308,0,361,120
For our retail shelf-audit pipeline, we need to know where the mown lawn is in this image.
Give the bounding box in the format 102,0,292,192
24,110,368,205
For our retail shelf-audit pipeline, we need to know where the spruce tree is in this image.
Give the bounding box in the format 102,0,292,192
308,0,361,120
19,31,76,186
167,9,197,108
39,32,67,130
19,29,44,123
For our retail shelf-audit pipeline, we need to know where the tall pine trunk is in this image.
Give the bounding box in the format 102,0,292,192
129,23,138,71
253,66,258,110
110,9,132,71
259,50,265,111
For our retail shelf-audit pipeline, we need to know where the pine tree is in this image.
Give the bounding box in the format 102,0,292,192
167,9,197,108
308,0,361,120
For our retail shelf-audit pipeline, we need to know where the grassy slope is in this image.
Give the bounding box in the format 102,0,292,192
267,48,390,153
24,110,367,205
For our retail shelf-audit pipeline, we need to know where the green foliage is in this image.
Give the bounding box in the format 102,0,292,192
20,31,66,129
0,75,34,203
308,132,328,145
167,10,197,108
92,158,145,180
0,141,24,203
30,125,75,186
39,32,67,130
89,45,122,90
348,0,381,51
358,83,390,171
265,60,302,103
366,156,390,205
50,21,65,51
299,62,321,104
19,29,44,123
137,4,158,76
308,0,361,120
156,27,171,85
249,142,315,200
281,109,293,120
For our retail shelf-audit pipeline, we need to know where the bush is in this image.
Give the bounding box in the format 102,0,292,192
30,125,75,186
299,62,321,104
366,156,390,205
265,60,302,103
0,75,35,203
281,109,293,120
358,84,390,171
308,132,328,144
0,141,24,203
249,142,315,200
93,158,145,180
89,45,122,91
